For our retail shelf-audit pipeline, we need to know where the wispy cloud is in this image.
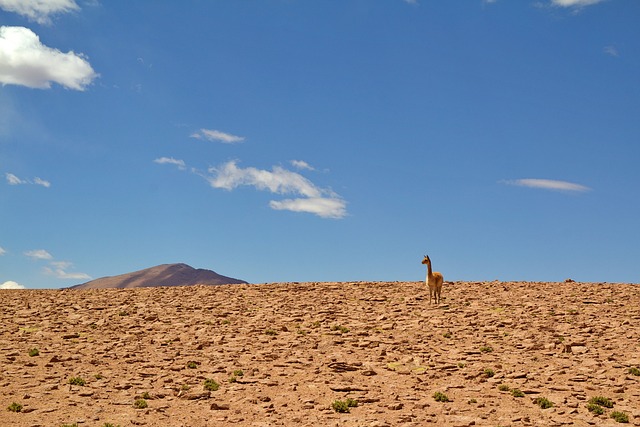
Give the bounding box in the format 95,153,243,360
290,160,315,171
154,157,186,170
0,26,98,90
24,249,90,280
5,172,51,187
0,280,25,289
190,129,245,144
0,246,6,256
501,178,590,192
550,0,606,8
603,45,619,57
24,249,53,260
204,161,347,219
0,0,79,25
44,261,91,280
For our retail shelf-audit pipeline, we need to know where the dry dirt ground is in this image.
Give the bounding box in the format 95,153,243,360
1,281,639,427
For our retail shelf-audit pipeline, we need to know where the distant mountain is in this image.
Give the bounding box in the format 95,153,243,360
70,263,247,289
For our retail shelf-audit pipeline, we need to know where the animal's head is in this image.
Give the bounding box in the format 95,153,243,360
421,255,430,265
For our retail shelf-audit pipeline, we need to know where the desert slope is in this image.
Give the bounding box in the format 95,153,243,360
1,281,639,426
70,263,247,289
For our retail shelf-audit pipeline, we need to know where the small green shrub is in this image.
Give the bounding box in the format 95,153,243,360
534,397,554,409
186,361,199,369
204,379,219,391
628,367,640,376
433,392,450,402
586,403,605,415
468,398,477,404
498,384,510,392
331,325,350,334
331,398,357,413
443,331,452,338
233,370,244,377
7,402,22,412
133,399,148,409
102,424,121,427
265,329,278,336
511,388,525,398
28,348,39,357
480,346,493,353
588,396,614,409
484,368,495,378
140,392,151,400
60,424,78,427
68,377,86,386
611,411,629,423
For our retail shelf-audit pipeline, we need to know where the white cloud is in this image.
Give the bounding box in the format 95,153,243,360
502,178,590,192
1,280,25,289
203,160,347,219
5,172,51,187
550,0,606,7
291,160,315,171
154,157,186,170
6,172,25,184
270,197,347,219
0,0,79,24
44,261,91,280
0,246,6,255
0,26,98,90
24,249,53,260
190,129,245,144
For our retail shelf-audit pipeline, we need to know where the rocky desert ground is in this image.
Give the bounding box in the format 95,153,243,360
1,280,639,427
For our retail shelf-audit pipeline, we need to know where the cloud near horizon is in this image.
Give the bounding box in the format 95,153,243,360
502,178,591,192
1,280,25,289
190,129,245,144
0,26,98,90
44,261,91,280
24,249,53,260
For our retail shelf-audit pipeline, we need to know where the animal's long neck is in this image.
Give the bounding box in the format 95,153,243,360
426,261,433,278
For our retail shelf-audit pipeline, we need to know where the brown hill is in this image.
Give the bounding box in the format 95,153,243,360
70,263,247,289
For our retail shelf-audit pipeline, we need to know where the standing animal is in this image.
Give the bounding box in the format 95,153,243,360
422,255,444,304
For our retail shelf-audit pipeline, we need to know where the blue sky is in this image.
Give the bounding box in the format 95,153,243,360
1,0,639,289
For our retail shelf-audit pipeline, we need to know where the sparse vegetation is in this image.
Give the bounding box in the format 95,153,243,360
204,378,220,391
611,411,629,423
480,346,493,353
498,384,510,392
587,403,605,415
331,325,350,334
468,398,477,404
433,391,450,402
484,368,495,378
186,361,199,369
133,398,148,409
7,402,22,412
68,377,86,386
28,348,39,357
534,397,554,409
511,389,525,398
140,392,151,400
102,424,121,427
265,329,278,336
94,373,104,380
331,398,358,413
443,331,452,338
60,424,78,427
588,396,614,409
628,367,640,376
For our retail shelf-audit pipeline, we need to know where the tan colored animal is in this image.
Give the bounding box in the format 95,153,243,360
422,255,444,304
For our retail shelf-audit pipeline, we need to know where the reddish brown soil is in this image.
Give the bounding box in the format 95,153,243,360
1,281,639,426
